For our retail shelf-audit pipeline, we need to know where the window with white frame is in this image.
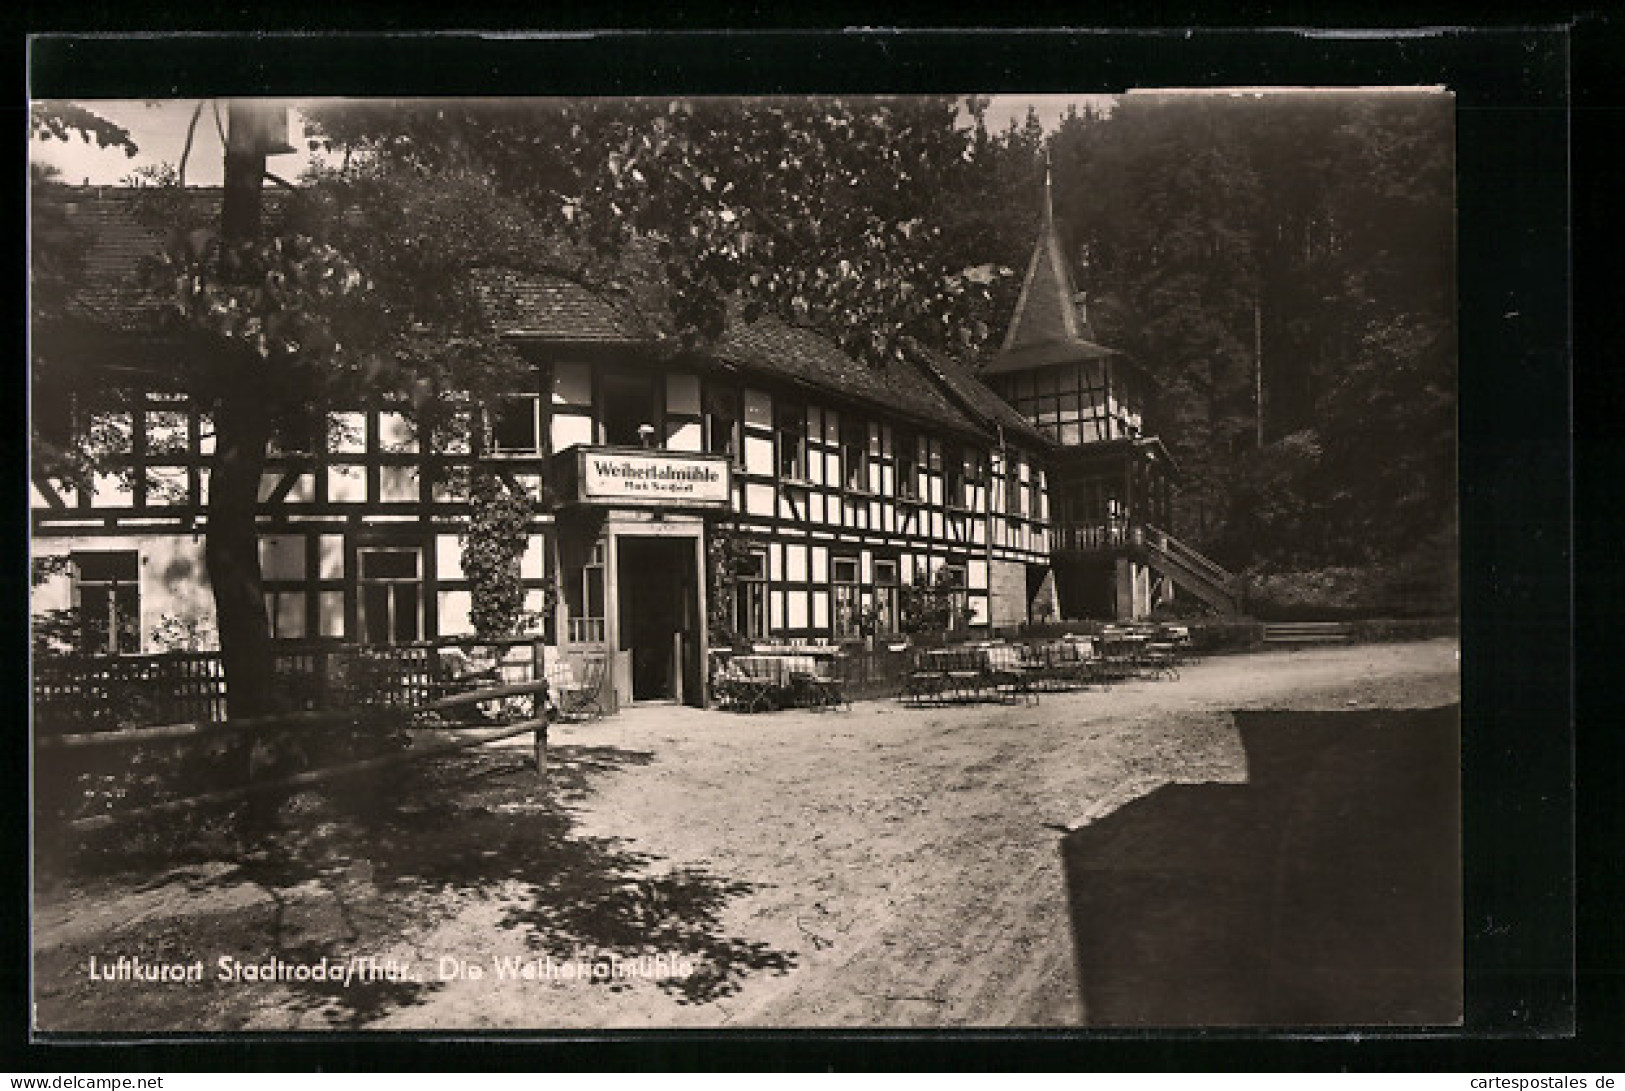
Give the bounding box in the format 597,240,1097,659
358,547,423,645
776,404,807,481
72,551,141,655
893,429,919,500
943,443,966,508
939,563,969,632
964,447,988,504
704,385,741,464
489,395,542,455
733,548,770,640
841,417,868,493
565,540,607,644
832,556,862,638
1004,454,1022,516
264,589,307,640
872,558,900,635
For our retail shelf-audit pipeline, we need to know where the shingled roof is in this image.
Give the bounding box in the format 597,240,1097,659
982,167,1122,378
35,187,175,333
468,269,655,344
34,186,291,335
713,305,993,441
906,341,1049,449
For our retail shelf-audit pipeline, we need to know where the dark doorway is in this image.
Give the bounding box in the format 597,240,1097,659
1055,557,1115,621
617,536,702,704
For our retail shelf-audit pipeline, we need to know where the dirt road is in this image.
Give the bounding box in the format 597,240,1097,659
34,639,1459,1031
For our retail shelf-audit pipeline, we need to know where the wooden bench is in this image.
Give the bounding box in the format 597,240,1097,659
1262,621,1354,645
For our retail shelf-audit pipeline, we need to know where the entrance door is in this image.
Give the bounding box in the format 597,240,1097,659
616,536,702,704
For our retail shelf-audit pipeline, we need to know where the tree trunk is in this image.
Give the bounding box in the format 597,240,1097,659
222,102,267,243
211,103,276,840
206,395,274,721
212,101,273,725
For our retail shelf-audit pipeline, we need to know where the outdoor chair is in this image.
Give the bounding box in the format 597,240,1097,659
1071,638,1114,690
553,656,608,722
1142,641,1181,680
1034,638,1099,691
1098,634,1140,682
1020,643,1061,692
1156,625,1195,665
790,657,850,712
902,649,950,706
982,644,1039,705
708,651,738,710
1032,641,1072,691
715,664,777,713
940,648,988,702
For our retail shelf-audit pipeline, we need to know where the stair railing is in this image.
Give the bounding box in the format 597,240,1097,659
1138,523,1238,592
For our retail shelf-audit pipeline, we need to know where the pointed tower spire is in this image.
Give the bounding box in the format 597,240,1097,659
999,155,1086,354
1042,147,1055,230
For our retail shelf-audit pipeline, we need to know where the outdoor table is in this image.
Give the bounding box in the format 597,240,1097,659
1143,641,1182,679
920,647,1000,702
980,643,1040,704
748,645,842,660
1157,625,1195,662
733,654,818,687
1030,639,1102,690
1100,633,1150,677
719,656,787,712
729,654,826,710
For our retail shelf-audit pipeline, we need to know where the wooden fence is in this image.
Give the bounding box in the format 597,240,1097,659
38,679,553,834
34,652,228,733
33,638,547,736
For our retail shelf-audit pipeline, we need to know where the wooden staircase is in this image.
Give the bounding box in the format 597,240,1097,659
1136,524,1241,614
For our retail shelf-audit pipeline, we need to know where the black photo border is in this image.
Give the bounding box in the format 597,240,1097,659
12,20,1592,1072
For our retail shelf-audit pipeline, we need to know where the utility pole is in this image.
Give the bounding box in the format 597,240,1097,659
1254,298,1264,448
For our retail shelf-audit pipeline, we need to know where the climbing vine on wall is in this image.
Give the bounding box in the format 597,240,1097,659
460,470,534,639
705,520,752,647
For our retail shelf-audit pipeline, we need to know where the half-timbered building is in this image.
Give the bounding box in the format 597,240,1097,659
30,188,1058,710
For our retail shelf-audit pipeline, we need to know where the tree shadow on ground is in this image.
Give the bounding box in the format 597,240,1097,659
1060,704,1461,1028
41,741,795,1029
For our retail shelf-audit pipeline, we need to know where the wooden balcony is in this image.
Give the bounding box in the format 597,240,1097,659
1052,521,1137,554
1052,520,1240,612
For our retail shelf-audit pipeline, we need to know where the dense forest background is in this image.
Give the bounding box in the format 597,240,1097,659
1025,92,1456,612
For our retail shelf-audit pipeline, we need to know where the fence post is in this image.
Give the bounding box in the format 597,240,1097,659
533,713,548,785
314,646,328,710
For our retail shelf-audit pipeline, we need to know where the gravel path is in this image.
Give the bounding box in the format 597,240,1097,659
33,639,1459,1031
